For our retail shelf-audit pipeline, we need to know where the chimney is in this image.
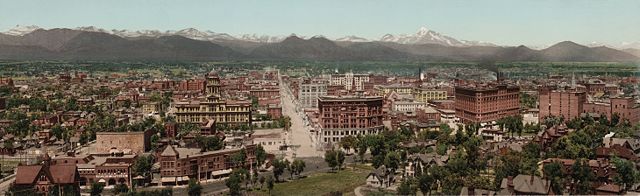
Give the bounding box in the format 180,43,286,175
530,175,534,185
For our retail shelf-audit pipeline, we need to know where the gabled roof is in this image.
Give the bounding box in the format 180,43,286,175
160,145,178,157
49,165,77,184
511,175,551,195
14,165,44,185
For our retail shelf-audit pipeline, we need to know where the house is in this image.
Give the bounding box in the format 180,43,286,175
500,175,553,195
596,184,623,195
366,166,394,188
13,159,80,195
459,187,497,196
534,124,573,149
405,153,448,178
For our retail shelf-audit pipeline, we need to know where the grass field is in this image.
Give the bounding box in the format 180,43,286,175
251,165,372,196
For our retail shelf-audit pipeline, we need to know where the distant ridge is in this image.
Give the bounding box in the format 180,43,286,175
0,27,637,62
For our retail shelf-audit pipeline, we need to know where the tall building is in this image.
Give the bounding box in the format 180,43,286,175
455,84,520,124
329,72,370,91
299,79,327,108
173,72,252,127
538,87,586,122
318,96,383,144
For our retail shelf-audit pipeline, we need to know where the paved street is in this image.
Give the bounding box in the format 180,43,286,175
279,72,323,158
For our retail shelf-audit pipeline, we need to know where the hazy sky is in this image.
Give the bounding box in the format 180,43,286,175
1,0,638,46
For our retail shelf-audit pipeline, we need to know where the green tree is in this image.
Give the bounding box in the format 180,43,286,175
543,161,565,194
612,157,640,190
188,179,203,196
325,150,338,170
272,158,287,182
291,159,306,178
90,182,104,196
418,173,434,195
266,175,275,195
132,155,154,178
255,144,267,168
112,183,129,195
226,170,243,196
339,135,357,153
336,150,345,170
571,159,595,194
397,178,416,195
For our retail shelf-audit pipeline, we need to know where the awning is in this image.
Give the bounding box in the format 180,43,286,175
98,179,106,183
177,176,190,182
161,177,176,183
212,169,233,176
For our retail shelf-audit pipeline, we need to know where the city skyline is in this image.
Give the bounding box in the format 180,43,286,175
0,0,639,48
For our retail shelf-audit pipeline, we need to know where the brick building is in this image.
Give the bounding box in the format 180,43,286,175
52,153,136,187
538,88,587,122
158,145,256,185
584,97,639,123
95,130,152,155
318,96,384,144
455,84,520,124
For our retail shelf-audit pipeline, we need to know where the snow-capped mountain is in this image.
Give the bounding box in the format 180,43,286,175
3,25,42,36
335,35,369,42
380,27,467,46
237,34,286,43
620,42,640,49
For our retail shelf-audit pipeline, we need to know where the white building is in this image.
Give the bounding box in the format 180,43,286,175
391,101,426,113
329,72,370,91
298,80,327,108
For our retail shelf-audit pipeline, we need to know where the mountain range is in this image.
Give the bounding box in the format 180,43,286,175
0,25,638,62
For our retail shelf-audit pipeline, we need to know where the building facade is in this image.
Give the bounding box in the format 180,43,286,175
173,73,252,126
329,73,370,91
158,145,256,185
318,96,384,144
455,84,520,124
413,88,448,103
299,80,327,108
95,130,152,155
538,88,587,122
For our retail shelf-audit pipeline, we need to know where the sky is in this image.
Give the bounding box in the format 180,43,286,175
0,0,639,47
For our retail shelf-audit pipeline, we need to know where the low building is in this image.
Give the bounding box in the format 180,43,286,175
158,145,256,185
500,175,552,195
14,161,80,195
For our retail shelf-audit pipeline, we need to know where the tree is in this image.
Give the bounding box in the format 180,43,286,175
112,183,129,195
291,159,306,178
397,178,416,195
543,161,565,194
188,179,203,196
384,151,401,174
226,170,243,196
339,135,357,153
284,159,293,179
132,155,154,178
418,173,434,195
336,150,345,170
571,159,595,194
255,144,267,168
272,158,287,182
259,175,266,189
325,150,338,170
90,182,104,196
266,175,275,195
612,157,640,190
